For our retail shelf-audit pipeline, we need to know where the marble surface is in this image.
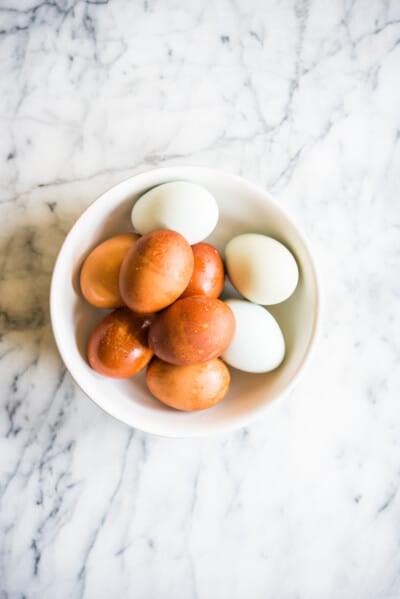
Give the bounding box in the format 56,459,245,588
1,0,400,597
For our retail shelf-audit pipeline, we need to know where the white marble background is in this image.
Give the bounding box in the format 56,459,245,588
0,0,400,597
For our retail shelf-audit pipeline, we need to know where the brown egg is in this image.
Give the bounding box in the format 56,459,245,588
149,296,235,365
80,233,139,308
181,242,225,299
87,307,153,378
119,229,194,314
146,358,230,411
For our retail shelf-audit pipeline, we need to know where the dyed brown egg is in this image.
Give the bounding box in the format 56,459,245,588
146,358,230,411
181,242,225,299
119,229,194,314
87,307,153,378
149,296,235,365
80,233,139,308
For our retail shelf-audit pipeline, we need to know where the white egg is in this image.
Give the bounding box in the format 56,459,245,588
222,299,285,373
225,233,299,305
131,181,219,245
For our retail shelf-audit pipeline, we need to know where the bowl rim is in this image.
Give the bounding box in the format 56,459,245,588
50,165,321,438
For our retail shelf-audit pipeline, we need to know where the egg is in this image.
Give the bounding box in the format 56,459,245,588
80,233,139,308
149,296,235,365
225,233,299,305
87,307,153,378
131,181,219,244
181,242,224,299
222,299,285,373
146,358,230,411
119,229,194,314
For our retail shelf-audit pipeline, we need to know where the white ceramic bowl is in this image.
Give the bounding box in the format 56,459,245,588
50,167,319,438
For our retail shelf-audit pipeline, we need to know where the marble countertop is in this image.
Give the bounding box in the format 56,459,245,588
1,0,400,597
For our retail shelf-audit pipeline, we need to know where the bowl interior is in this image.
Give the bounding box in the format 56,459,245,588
50,167,319,437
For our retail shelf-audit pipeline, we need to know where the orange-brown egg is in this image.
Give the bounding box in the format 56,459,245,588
80,233,139,308
87,307,153,378
149,296,235,365
181,242,224,299
146,358,230,411
119,229,194,314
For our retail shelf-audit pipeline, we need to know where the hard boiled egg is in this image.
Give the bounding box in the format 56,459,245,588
225,233,299,305
222,299,285,373
181,242,224,299
131,181,219,244
80,233,139,308
119,229,194,314
149,296,235,365
146,358,230,411
87,307,153,378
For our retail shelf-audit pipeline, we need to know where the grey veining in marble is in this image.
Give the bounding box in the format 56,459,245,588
1,0,400,597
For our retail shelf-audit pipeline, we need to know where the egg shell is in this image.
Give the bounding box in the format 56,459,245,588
80,233,139,308
181,242,225,299
225,233,299,305
222,299,285,373
146,358,230,411
131,181,219,244
119,229,194,314
87,307,153,378
149,296,235,365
